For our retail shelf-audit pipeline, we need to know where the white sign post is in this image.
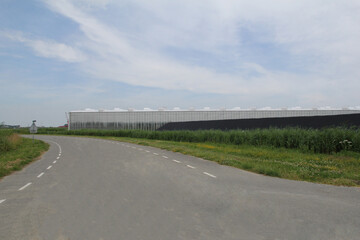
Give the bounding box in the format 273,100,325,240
29,120,37,143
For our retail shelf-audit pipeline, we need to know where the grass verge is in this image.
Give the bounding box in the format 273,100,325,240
0,135,49,179
100,136,360,187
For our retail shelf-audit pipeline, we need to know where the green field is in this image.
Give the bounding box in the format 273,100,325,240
25,127,360,154
0,130,49,179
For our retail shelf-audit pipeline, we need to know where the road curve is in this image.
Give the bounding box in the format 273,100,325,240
0,135,359,240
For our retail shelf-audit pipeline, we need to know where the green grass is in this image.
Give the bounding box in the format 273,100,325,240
0,129,19,153
0,131,49,179
101,136,360,187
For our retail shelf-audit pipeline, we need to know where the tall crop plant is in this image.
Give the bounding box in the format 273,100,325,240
36,127,360,154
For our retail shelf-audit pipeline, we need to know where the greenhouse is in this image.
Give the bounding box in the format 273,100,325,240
68,108,360,130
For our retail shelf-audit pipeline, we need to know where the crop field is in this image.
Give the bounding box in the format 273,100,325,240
26,127,360,154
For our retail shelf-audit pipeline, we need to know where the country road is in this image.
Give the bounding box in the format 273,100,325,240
0,135,359,240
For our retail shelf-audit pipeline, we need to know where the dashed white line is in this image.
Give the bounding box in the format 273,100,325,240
47,165,52,170
0,199,6,204
53,160,57,164
187,165,195,169
138,148,143,151
145,150,150,153
153,153,159,155
37,172,45,178
132,147,136,149
19,182,32,191
203,172,217,178
46,140,62,154
162,156,168,159
56,157,60,159
173,160,181,163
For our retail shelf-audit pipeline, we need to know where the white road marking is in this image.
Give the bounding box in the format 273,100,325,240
145,150,150,153
53,160,57,164
19,182,32,191
56,157,60,159
0,199,6,204
138,148,143,150
47,165,52,170
46,140,62,153
132,147,136,149
187,165,195,169
37,172,45,178
153,153,159,155
162,156,168,159
203,172,217,178
173,160,181,163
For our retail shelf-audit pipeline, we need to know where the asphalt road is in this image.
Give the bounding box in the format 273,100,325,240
0,135,359,240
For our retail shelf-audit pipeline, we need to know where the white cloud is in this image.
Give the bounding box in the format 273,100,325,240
39,0,302,95
30,40,86,62
8,0,360,105
2,31,86,62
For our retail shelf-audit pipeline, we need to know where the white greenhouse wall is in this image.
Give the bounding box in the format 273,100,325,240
68,109,360,130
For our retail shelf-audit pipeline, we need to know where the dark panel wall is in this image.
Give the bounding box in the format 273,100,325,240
159,113,360,131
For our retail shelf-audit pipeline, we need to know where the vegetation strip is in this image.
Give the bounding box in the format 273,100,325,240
0,130,49,179
16,127,360,154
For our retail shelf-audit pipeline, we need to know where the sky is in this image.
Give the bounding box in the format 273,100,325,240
1,0,360,126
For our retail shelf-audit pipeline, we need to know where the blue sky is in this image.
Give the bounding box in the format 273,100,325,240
1,0,360,126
